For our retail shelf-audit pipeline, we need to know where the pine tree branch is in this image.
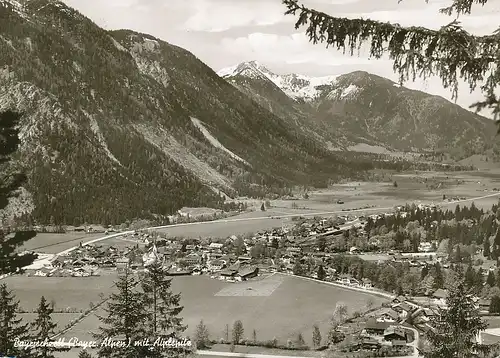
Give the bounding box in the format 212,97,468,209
398,0,490,16
282,0,500,121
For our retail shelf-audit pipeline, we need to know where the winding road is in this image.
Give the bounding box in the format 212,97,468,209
54,191,500,257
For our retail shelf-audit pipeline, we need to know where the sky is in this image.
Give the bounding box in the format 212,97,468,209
63,0,499,118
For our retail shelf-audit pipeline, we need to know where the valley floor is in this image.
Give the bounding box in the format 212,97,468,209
7,168,500,358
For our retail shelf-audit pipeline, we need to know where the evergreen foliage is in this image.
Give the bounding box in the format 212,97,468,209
78,350,93,358
312,325,322,348
30,296,58,358
0,110,37,274
194,320,210,349
0,284,30,358
422,279,490,358
232,320,244,344
141,260,188,357
93,269,150,358
282,0,500,122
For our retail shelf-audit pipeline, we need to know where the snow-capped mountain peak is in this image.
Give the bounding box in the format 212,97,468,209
217,60,274,80
217,61,339,101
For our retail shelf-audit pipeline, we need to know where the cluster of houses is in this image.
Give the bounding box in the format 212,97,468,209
360,291,492,350
360,296,424,351
29,244,132,277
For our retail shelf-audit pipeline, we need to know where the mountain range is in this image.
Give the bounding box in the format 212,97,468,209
0,0,386,226
0,0,487,226
218,61,497,156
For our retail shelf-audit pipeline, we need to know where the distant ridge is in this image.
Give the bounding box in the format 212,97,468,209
219,61,497,156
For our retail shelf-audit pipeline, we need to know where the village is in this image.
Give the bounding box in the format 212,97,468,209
22,201,495,355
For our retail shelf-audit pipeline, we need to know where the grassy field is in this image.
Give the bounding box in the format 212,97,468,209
4,272,118,312
19,312,82,329
485,316,500,328
19,232,103,254
275,170,500,212
155,210,292,239
56,273,387,347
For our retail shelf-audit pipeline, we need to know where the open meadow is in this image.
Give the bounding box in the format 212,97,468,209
18,232,104,254
51,273,387,346
3,271,118,312
270,169,500,214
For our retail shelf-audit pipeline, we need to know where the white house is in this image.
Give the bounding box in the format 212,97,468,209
209,242,223,250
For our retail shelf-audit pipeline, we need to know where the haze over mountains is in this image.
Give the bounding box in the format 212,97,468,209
218,61,497,156
0,0,490,226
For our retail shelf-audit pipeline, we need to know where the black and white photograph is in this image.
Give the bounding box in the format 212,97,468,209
0,0,500,357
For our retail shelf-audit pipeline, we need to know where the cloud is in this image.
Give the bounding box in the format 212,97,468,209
183,0,294,32
309,0,361,3
219,32,377,67
337,1,499,35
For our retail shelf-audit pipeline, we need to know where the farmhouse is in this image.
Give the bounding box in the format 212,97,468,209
166,269,192,276
392,302,413,318
384,326,407,342
361,278,373,288
476,298,491,312
100,259,115,268
208,259,225,272
220,269,237,280
432,289,448,305
34,267,52,277
235,266,259,281
237,256,252,263
181,253,201,266
412,308,436,324
377,308,399,323
209,242,223,250
116,257,130,275
364,318,391,335
362,338,381,350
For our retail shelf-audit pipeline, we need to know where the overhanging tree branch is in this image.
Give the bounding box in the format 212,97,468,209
282,0,500,122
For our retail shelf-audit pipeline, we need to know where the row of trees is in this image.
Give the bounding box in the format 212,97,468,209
0,285,61,358
195,318,333,350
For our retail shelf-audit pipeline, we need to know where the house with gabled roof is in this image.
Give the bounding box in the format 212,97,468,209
383,326,407,342
219,269,237,280
392,302,414,318
364,318,391,336
377,308,399,323
235,266,259,281
432,288,448,306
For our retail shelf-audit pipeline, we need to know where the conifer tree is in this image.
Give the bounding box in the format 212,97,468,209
295,332,305,347
78,350,93,358
30,296,58,358
0,110,37,275
141,260,186,339
0,284,29,358
487,270,496,287
422,279,490,358
232,320,244,344
194,320,210,349
223,324,229,342
484,238,491,259
93,269,150,358
490,296,500,314
317,265,326,280
312,325,322,348
282,0,500,121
